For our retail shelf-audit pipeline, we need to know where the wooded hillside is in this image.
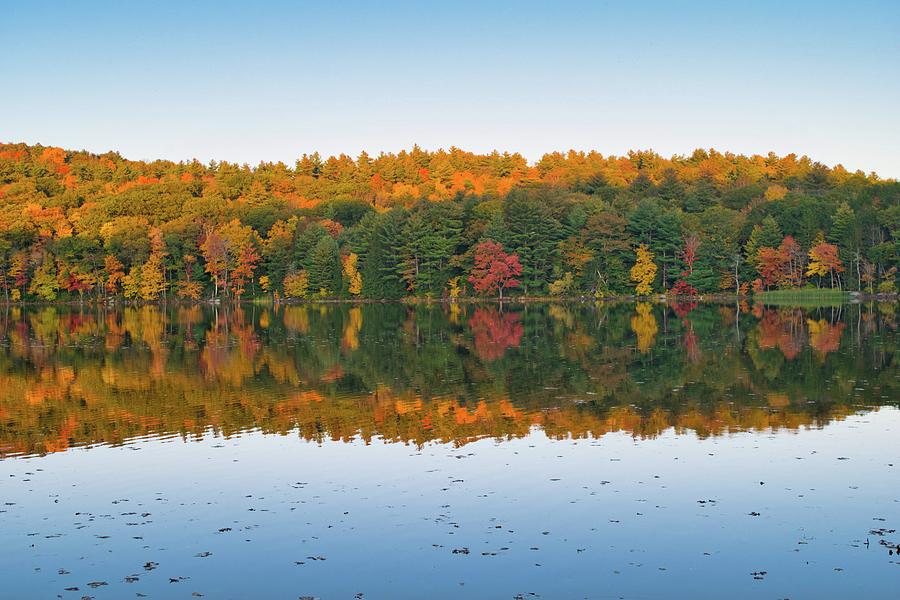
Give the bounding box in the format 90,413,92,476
0,142,897,301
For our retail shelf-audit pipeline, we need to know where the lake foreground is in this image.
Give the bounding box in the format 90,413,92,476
0,302,897,598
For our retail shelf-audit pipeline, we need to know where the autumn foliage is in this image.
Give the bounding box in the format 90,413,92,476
630,245,657,296
0,142,895,303
806,242,844,288
467,240,522,300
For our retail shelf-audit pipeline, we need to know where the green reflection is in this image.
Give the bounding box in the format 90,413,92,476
0,301,896,457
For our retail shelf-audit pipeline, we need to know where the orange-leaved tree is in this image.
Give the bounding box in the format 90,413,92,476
806,242,843,288
200,227,228,298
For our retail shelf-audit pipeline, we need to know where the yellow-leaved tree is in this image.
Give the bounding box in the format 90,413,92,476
138,228,167,301
548,272,575,296
448,276,462,298
122,266,141,299
283,271,310,298
630,244,657,296
28,260,59,301
343,253,362,296
139,254,166,300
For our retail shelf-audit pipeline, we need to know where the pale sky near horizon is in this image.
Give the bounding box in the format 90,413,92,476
2,0,899,177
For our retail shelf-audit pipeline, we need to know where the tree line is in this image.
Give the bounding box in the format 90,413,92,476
0,142,897,302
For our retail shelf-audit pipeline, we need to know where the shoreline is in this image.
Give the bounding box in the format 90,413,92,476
0,292,895,308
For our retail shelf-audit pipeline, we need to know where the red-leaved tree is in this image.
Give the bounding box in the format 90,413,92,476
468,240,522,300
672,234,700,297
755,246,785,290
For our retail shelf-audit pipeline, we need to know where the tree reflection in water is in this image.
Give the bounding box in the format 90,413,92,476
0,301,895,458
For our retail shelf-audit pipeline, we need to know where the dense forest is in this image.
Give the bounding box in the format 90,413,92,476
0,142,897,302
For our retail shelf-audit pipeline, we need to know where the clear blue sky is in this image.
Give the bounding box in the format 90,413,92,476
2,0,898,176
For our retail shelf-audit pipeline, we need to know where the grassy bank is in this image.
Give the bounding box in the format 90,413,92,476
754,288,849,307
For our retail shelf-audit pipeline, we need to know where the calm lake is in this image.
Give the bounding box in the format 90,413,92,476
0,301,897,599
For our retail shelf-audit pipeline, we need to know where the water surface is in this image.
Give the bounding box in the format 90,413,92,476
0,302,897,598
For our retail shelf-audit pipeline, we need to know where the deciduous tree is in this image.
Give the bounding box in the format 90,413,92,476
467,240,522,300
630,244,657,296
806,242,843,288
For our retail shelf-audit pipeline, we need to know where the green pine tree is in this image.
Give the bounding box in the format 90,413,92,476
307,235,341,296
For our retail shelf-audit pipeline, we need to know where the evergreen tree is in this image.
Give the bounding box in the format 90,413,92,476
628,199,682,289
361,210,406,299
744,215,783,260
295,223,327,268
830,202,860,289
657,169,686,207
400,202,464,296
307,235,341,295
503,193,563,294
583,210,631,293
